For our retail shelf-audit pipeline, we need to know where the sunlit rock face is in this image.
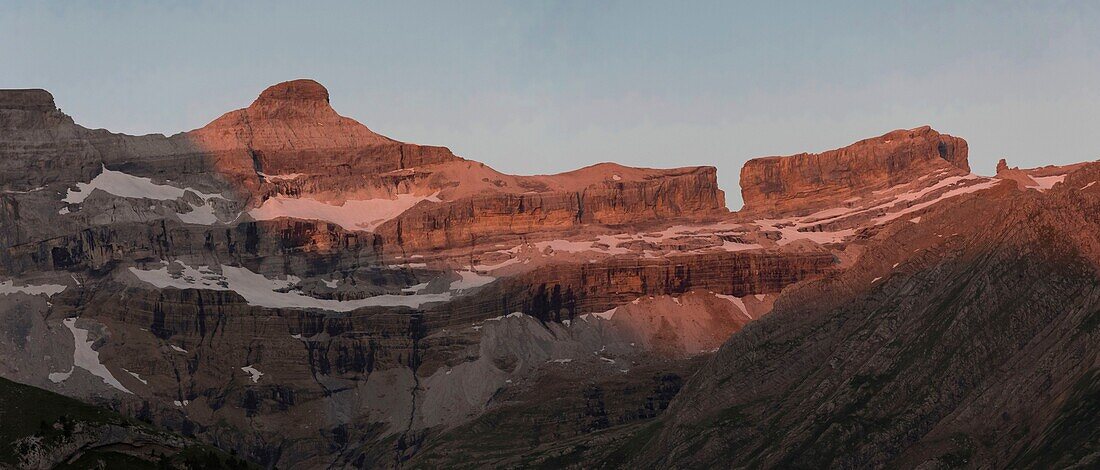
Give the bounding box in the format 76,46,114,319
186,79,459,199
739,126,970,216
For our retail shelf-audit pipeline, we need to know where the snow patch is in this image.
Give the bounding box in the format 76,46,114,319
57,318,132,394
580,307,618,321
449,271,495,291
0,280,66,298
123,368,148,385
248,192,441,232
129,262,452,311
715,294,752,320
64,166,220,204
241,365,263,383
48,368,72,383
176,202,218,225
258,172,304,181
1028,174,1066,191
485,312,526,322
472,257,522,271
401,282,430,294
63,166,224,224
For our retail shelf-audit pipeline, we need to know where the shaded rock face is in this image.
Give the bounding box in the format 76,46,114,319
0,89,74,130
635,163,1100,469
2,219,381,275
739,126,970,216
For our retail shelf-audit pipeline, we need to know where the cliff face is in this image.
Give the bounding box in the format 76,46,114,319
377,165,726,251
739,126,970,216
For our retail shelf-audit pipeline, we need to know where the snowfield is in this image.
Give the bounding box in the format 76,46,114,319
248,192,441,232
50,318,132,394
128,261,454,311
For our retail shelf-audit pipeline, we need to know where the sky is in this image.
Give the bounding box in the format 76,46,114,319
3,1,1099,208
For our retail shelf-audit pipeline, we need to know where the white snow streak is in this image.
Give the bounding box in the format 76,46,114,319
241,365,264,383
54,318,132,394
0,280,66,297
248,192,440,232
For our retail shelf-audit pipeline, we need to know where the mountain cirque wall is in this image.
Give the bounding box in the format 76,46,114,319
4,78,1065,468
739,126,970,215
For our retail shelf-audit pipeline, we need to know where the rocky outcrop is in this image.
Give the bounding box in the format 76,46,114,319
0,89,74,130
740,126,970,216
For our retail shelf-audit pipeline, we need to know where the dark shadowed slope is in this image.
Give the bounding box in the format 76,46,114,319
633,163,1100,469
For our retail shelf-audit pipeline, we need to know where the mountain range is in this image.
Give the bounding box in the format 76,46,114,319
0,79,1096,469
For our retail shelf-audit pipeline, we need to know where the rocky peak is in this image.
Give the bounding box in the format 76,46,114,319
0,89,57,111
189,78,394,149
245,79,338,120
0,88,73,129
739,126,970,216
184,79,459,183
254,79,330,104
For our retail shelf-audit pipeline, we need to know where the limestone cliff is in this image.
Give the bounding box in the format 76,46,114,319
739,126,970,216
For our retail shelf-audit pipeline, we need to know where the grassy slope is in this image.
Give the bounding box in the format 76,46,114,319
0,377,253,469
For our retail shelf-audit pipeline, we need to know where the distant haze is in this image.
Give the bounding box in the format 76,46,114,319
3,1,1098,208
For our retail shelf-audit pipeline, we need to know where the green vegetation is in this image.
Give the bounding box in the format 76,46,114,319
1011,369,1100,469
599,420,663,467
0,377,254,469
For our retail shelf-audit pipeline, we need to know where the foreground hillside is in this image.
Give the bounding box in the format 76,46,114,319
0,376,251,469
635,163,1100,468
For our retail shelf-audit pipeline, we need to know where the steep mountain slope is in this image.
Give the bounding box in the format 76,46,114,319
634,163,1100,468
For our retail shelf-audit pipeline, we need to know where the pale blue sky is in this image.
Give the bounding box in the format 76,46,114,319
3,1,1098,207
